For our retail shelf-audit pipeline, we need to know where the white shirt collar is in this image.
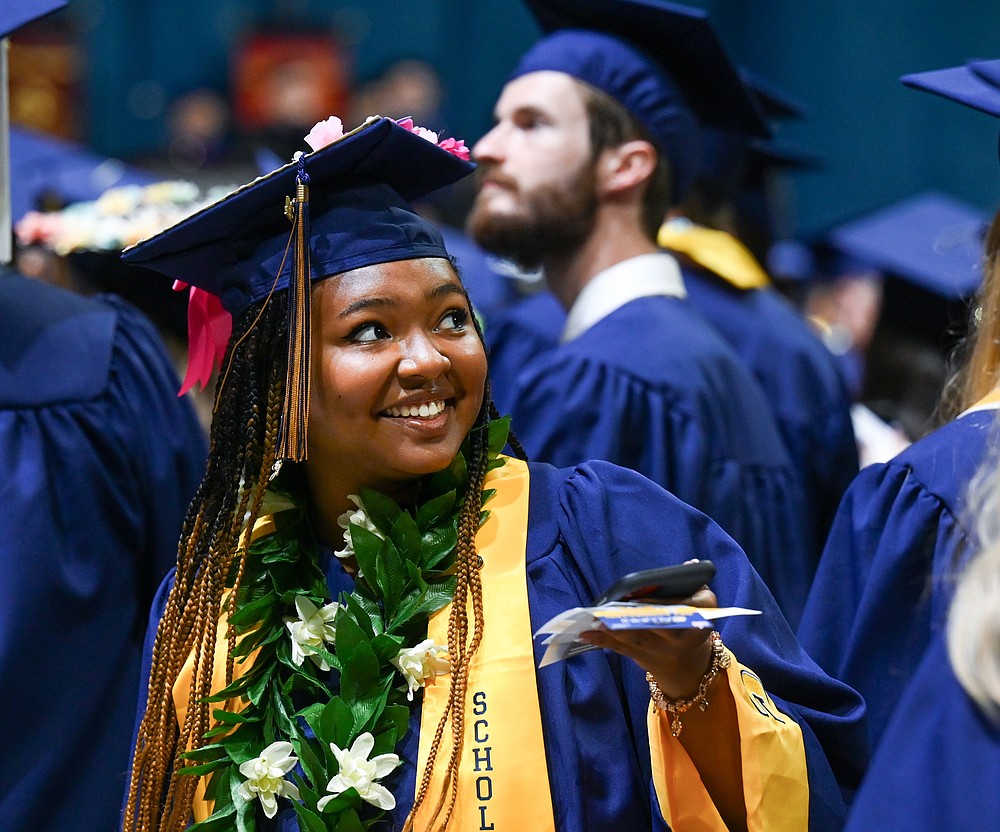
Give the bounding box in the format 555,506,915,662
561,252,686,342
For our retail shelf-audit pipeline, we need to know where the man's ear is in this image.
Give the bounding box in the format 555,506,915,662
596,140,658,196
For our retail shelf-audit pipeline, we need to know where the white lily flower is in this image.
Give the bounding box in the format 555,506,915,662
334,494,385,575
236,741,301,819
284,596,339,670
390,639,451,701
316,732,399,812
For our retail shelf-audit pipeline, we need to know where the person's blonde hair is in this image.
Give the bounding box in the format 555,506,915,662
938,209,1000,422
948,434,1000,721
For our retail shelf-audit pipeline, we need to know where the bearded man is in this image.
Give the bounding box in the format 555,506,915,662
467,0,816,625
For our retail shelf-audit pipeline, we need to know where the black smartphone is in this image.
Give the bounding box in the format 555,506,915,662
596,561,716,605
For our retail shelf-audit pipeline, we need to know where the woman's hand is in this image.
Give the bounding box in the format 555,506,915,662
582,583,748,832
580,586,717,699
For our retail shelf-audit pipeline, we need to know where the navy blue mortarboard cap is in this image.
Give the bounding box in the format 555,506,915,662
691,132,820,198
828,192,987,298
902,58,1000,163
123,117,474,315
0,0,66,39
692,67,816,190
512,0,769,202
901,58,1000,120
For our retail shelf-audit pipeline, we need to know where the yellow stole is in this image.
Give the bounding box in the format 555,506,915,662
658,221,771,290
412,456,555,830
180,458,554,829
649,655,809,831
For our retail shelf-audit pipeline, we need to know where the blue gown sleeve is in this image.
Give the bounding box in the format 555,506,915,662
844,635,1000,831
797,455,972,749
527,461,868,831
0,280,206,832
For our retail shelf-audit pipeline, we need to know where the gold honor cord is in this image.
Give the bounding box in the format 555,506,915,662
414,458,556,831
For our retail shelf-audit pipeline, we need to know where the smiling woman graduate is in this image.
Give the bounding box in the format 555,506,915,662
118,115,865,832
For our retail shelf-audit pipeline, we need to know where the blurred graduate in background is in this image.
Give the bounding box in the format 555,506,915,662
0,3,207,830
659,76,858,567
799,58,1000,758
468,0,818,624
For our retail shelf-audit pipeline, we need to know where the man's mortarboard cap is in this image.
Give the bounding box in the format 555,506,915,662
0,0,66,39
512,0,770,202
827,191,987,299
123,116,473,316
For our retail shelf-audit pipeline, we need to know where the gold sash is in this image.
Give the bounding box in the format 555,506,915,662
658,221,771,290
413,456,555,830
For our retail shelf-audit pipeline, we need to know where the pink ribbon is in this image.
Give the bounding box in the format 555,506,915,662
173,280,232,396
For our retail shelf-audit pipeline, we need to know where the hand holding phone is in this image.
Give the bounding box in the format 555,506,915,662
596,560,715,606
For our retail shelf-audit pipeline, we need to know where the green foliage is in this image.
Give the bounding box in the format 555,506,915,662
182,429,509,831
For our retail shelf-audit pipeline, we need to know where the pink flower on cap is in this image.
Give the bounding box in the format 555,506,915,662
303,116,345,152
436,136,470,161
395,117,470,161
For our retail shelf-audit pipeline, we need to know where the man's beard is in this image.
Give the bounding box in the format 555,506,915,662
466,162,598,270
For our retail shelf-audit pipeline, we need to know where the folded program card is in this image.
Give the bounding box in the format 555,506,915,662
534,603,760,667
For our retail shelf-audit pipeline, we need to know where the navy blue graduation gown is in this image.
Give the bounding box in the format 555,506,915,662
797,406,996,748
844,635,1000,830
134,460,866,830
682,267,859,561
492,292,815,625
0,271,207,832
483,290,564,418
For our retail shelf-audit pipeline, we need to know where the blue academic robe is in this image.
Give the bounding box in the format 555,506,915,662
844,635,1000,830
483,290,563,419
490,292,815,626
682,267,859,561
797,406,997,749
0,272,207,832
133,461,867,831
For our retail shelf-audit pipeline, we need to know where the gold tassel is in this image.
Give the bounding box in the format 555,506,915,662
277,171,311,462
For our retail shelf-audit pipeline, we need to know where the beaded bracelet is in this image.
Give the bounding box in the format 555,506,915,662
647,630,731,737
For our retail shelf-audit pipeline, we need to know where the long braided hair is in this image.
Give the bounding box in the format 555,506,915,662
123,268,524,832
123,289,289,831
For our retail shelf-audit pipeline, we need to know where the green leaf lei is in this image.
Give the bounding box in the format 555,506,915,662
180,417,510,832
